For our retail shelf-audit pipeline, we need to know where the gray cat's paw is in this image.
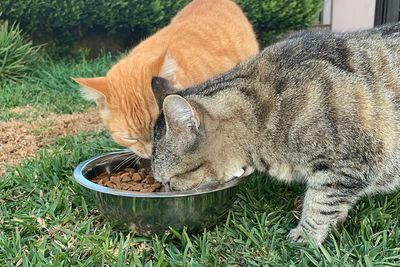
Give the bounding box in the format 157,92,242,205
287,225,326,245
287,226,308,244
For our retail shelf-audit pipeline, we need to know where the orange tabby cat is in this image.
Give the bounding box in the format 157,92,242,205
74,0,259,158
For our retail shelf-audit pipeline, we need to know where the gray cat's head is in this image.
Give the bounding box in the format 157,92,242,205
150,77,253,191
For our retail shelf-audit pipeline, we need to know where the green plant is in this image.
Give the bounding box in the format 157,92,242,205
0,131,399,266
0,54,399,266
0,19,41,84
0,0,323,58
0,53,115,115
236,0,324,44
0,0,190,58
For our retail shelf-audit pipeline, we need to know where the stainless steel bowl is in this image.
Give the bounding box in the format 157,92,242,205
73,150,247,235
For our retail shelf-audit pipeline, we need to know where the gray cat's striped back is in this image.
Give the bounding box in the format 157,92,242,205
151,23,400,244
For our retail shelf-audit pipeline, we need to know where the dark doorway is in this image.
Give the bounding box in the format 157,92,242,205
375,0,400,25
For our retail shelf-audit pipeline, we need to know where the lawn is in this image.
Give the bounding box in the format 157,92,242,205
0,55,399,267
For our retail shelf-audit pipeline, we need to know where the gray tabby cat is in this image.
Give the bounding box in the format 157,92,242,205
150,23,400,244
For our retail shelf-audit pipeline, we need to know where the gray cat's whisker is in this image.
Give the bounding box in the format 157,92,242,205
191,178,205,193
97,151,133,164
151,22,400,245
74,0,259,160
112,153,138,172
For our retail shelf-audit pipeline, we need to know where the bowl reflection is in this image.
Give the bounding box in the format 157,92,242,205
73,150,248,235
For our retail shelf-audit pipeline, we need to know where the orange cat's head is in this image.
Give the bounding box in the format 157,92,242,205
73,52,178,158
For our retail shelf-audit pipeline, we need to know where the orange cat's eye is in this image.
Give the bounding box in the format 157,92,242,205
122,137,139,143
115,132,140,144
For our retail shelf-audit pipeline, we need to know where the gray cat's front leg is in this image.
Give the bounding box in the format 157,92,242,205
287,176,364,244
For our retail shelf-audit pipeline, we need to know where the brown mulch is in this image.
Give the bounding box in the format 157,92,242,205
0,107,104,175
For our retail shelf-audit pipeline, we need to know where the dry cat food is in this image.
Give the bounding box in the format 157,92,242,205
92,168,165,193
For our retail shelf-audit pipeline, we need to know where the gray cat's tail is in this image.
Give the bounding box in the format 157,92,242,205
367,22,400,37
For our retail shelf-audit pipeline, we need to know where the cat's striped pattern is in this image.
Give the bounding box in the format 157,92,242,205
74,0,259,158
151,23,400,244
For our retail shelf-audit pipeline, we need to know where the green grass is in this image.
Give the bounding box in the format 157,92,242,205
0,20,41,84
0,130,399,266
0,53,115,117
1,54,399,266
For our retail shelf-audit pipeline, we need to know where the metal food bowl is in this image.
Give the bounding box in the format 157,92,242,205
73,150,247,235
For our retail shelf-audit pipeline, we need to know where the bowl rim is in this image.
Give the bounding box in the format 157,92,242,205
73,150,248,198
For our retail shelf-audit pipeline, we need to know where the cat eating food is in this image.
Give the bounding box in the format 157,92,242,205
73,0,259,158
151,23,400,244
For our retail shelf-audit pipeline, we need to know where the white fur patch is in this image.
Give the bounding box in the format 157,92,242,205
80,87,104,102
232,168,245,178
99,106,110,120
159,53,177,82
79,87,109,120
243,166,255,177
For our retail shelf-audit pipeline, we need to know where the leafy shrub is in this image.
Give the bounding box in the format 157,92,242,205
0,0,322,57
236,0,324,44
0,0,190,57
0,19,41,84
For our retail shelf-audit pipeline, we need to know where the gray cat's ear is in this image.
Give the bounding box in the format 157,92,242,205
163,95,200,133
151,77,178,109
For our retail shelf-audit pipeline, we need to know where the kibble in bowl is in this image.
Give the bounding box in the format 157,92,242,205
73,150,249,235
92,168,165,193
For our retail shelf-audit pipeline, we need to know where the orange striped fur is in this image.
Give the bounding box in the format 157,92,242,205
74,0,259,158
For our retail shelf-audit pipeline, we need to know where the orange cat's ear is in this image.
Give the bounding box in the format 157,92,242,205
72,77,108,102
155,52,178,86
151,77,178,109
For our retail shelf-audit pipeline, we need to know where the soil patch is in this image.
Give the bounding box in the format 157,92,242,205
0,107,104,175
